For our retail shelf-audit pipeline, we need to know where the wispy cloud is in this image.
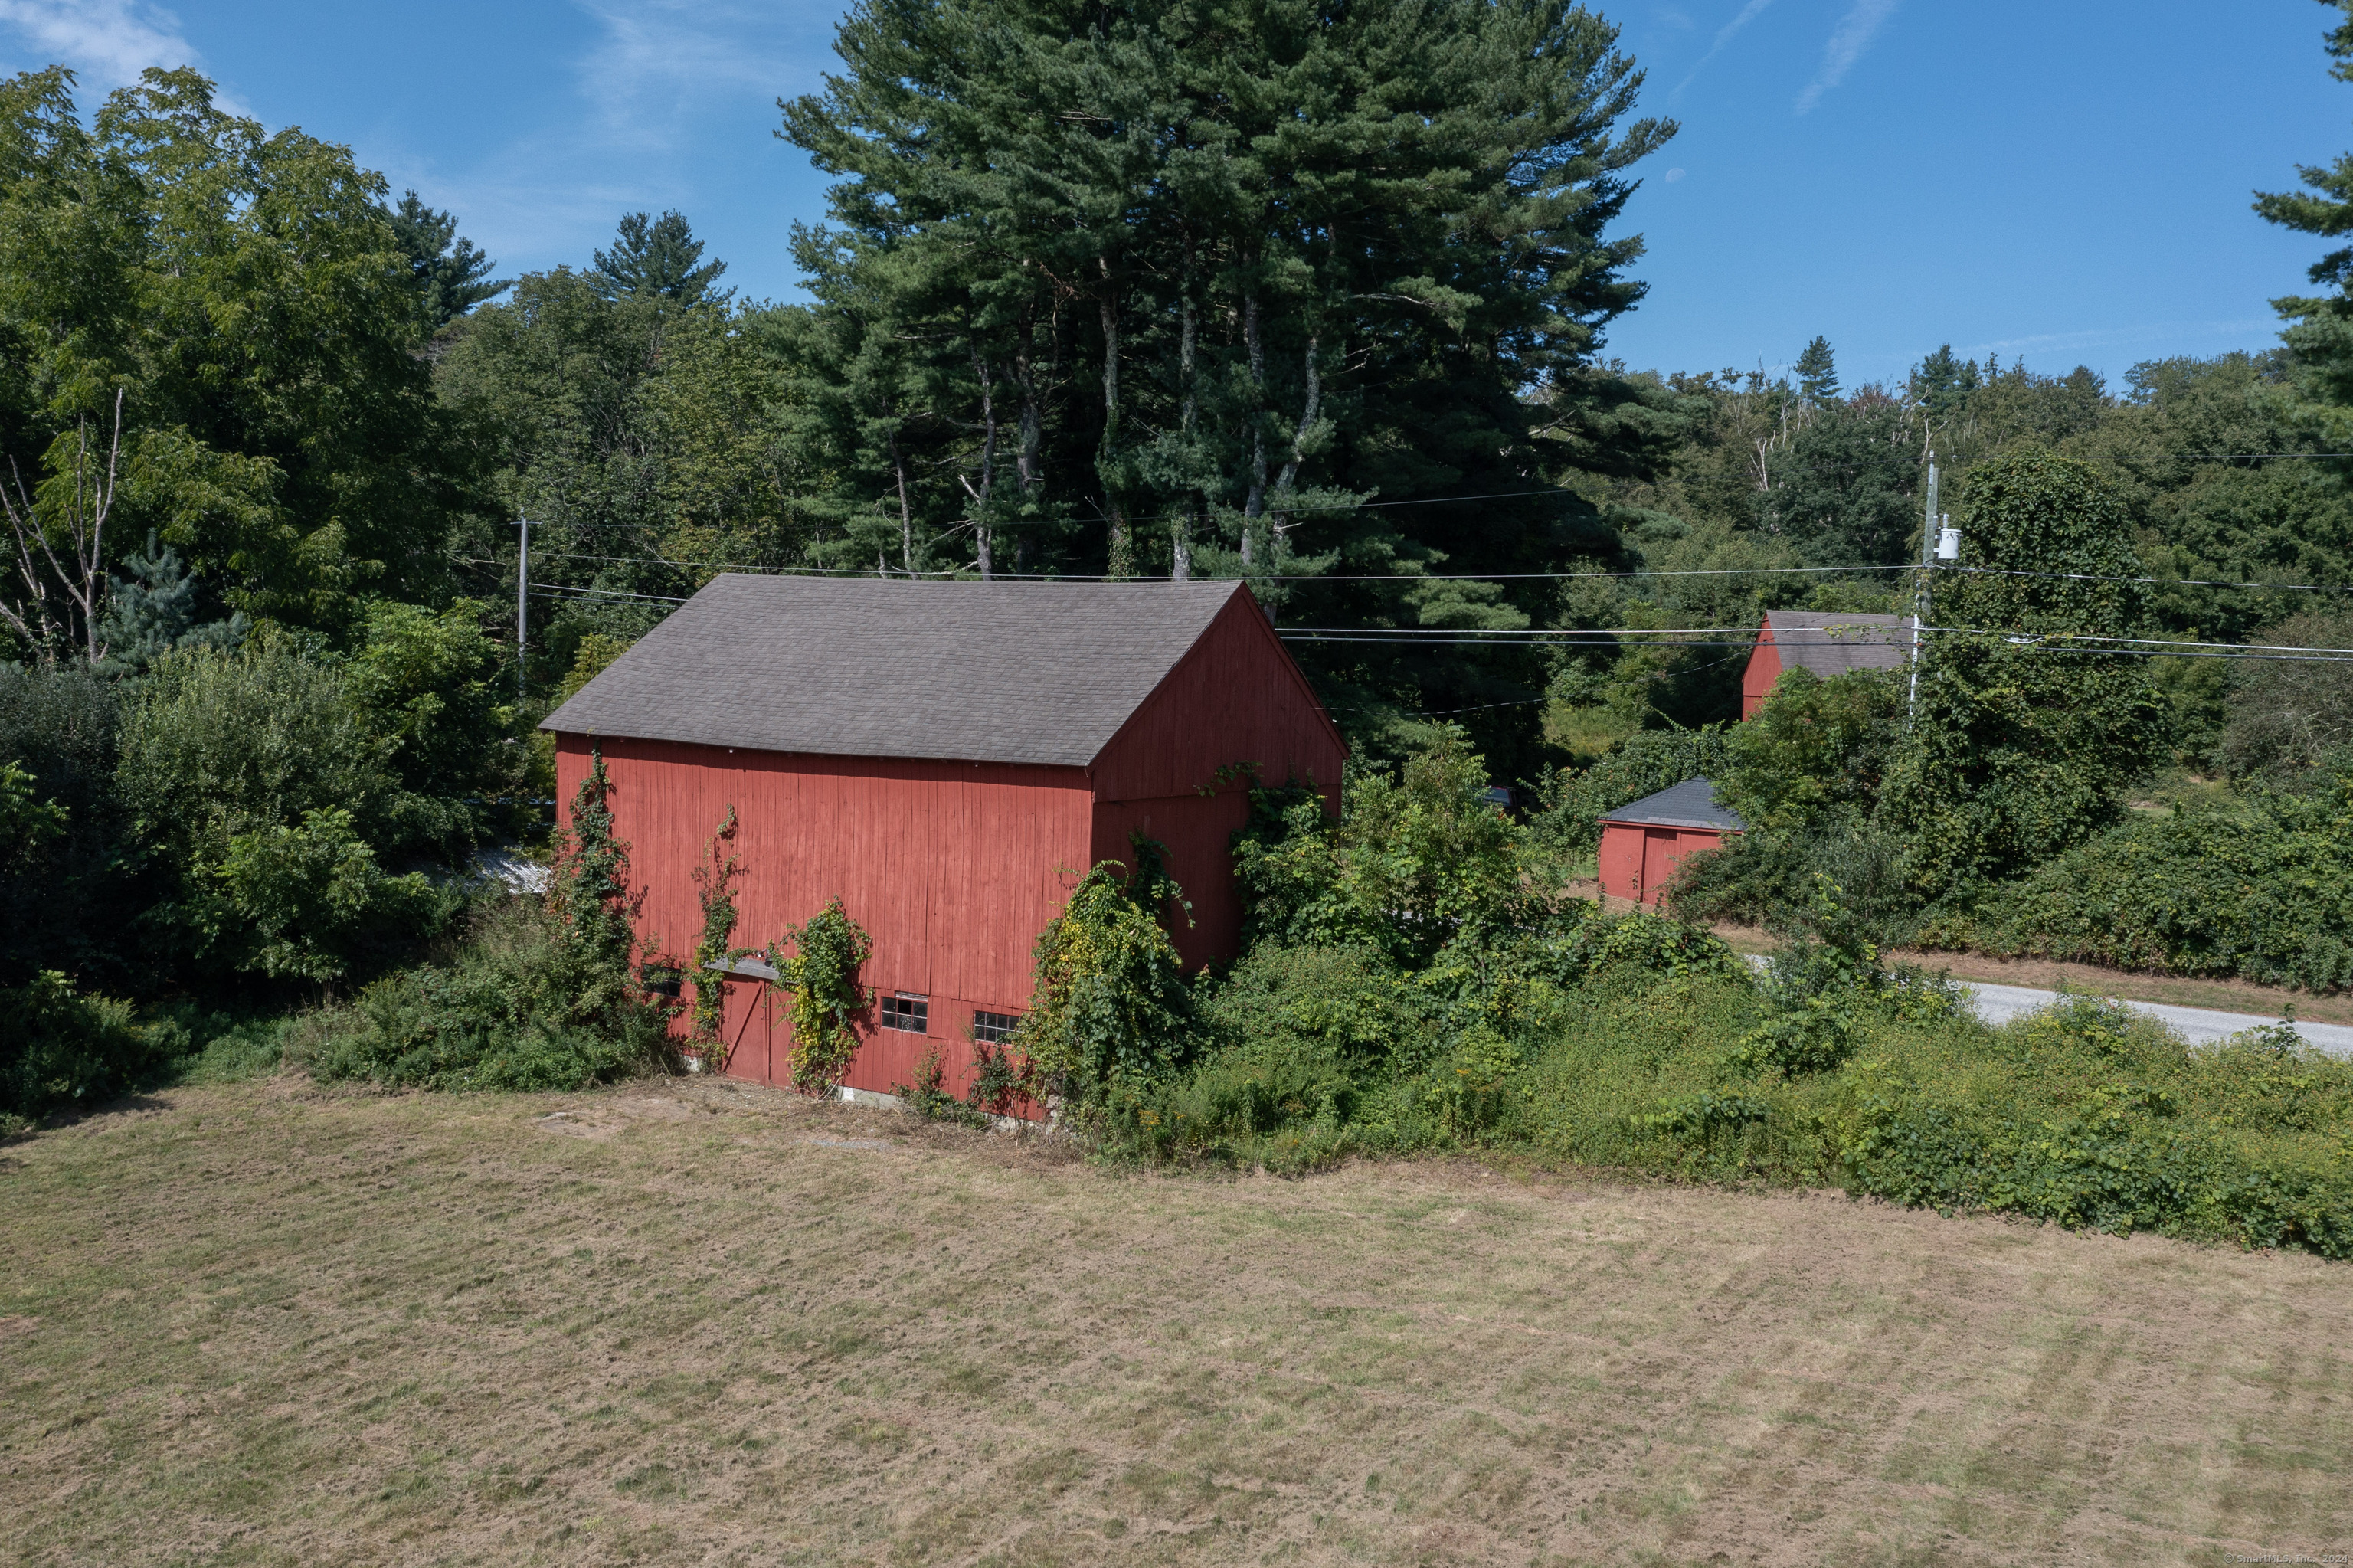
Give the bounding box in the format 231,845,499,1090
0,0,202,91
571,0,823,146
1672,0,1777,102
1794,0,1899,116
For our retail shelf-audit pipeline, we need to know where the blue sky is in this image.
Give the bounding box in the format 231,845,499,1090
6,0,2348,389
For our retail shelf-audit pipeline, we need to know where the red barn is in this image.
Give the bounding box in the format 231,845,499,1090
1595,779,1744,908
1741,611,1913,719
540,574,1345,1109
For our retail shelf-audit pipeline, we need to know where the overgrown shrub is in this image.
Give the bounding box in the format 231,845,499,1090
0,971,172,1128
1878,453,2173,900
1957,784,2353,991
769,897,873,1095
1237,728,1528,964
1010,849,1198,1120
300,751,676,1090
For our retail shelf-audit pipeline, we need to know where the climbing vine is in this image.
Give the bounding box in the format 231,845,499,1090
689,805,745,1065
768,897,873,1095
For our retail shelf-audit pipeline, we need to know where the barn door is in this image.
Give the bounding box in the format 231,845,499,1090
1639,829,1680,906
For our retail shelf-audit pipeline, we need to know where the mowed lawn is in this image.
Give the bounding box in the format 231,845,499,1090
2,1079,2348,1566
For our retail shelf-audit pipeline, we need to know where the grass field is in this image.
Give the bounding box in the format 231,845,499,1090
3,1075,2349,1566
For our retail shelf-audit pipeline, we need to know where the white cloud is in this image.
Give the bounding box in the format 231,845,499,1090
571,0,826,146
0,0,201,92
1794,0,1899,115
1672,0,1777,101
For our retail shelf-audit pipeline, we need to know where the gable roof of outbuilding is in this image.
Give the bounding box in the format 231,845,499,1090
539,574,1271,768
1598,777,1746,833
1759,611,1913,679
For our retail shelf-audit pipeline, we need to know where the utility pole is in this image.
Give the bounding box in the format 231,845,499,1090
1907,459,1937,724
515,515,529,701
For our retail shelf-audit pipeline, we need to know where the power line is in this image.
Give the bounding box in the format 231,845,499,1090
475,549,2353,596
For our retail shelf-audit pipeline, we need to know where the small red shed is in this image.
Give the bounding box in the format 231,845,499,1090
1741,611,1913,719
541,575,1345,1110
1596,779,1744,907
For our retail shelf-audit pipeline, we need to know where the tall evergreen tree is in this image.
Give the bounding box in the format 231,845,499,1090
1794,336,1839,404
2256,1,2353,427
388,191,510,329
779,0,1687,771
591,211,729,306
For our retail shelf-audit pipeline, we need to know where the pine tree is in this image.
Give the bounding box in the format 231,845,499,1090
591,211,729,306
388,191,510,329
2256,2,2353,419
1794,336,1839,404
779,0,1687,772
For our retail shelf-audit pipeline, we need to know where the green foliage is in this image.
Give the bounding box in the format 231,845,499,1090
592,211,728,306
1879,454,2173,901
1236,729,1529,966
0,971,170,1128
769,898,874,1096
689,806,744,1052
0,662,129,987
302,752,676,1091
0,758,64,860
299,898,676,1092
781,0,1684,774
205,807,442,990
1962,780,2353,991
0,66,462,639
1715,668,1905,832
2218,611,2353,782
1009,856,1198,1118
388,190,508,330
345,598,519,856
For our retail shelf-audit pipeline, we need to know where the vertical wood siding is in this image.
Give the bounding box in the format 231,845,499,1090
1083,591,1347,969
1598,820,1732,906
554,737,1091,1108
1740,627,1780,720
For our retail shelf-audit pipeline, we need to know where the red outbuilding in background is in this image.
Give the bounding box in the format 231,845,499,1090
1741,611,1913,719
1595,779,1744,907
542,575,1345,1112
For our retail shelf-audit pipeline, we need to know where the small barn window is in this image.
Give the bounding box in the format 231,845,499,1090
881,993,928,1033
972,1010,1020,1044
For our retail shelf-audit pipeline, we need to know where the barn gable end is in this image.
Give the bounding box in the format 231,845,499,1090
541,576,1343,1109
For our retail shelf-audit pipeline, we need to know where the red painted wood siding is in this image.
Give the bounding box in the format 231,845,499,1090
1083,591,1347,969
1740,627,1780,720
553,735,1093,1108
1597,820,1733,906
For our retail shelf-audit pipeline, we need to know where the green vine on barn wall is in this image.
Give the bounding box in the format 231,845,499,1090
768,898,872,1095
689,805,746,1068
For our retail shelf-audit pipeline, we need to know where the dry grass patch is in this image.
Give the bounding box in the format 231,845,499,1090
2,1076,2348,1566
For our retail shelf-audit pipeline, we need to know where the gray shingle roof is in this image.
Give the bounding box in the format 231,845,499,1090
538,574,1255,768
1761,611,1914,679
1599,777,1746,833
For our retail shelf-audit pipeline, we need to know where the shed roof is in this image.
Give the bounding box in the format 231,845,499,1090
1598,777,1746,833
1760,611,1913,679
539,574,1263,768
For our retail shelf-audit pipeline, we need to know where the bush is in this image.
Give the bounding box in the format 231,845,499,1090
1959,785,2353,991
0,971,173,1128
298,898,675,1091
299,751,677,1091
1009,848,1199,1118
1237,727,1531,964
